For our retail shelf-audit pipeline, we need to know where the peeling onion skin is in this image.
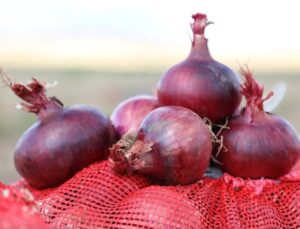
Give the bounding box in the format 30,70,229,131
217,68,300,179
110,95,160,138
156,13,241,123
6,78,116,189
110,106,212,185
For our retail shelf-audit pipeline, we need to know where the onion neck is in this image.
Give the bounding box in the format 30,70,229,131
188,36,212,61
6,77,64,121
241,106,266,123
239,67,274,122
188,13,213,61
109,131,153,174
240,67,274,112
109,132,138,174
37,98,63,121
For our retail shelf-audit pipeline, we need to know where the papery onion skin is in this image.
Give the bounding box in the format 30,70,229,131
110,106,212,185
217,68,300,179
110,95,159,137
7,78,116,189
156,13,241,123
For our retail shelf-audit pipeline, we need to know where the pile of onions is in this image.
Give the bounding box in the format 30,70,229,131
5,77,116,189
156,13,241,123
216,68,300,179
3,11,299,190
110,95,159,137
109,106,212,185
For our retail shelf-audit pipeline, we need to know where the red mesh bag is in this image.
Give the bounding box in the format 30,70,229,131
0,182,48,229
12,160,300,228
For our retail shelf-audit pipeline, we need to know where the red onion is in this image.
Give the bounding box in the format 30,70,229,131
156,13,241,123
217,68,300,179
5,77,116,189
109,106,212,185
110,95,159,137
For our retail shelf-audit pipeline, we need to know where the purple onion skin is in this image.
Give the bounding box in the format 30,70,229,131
217,68,300,179
157,14,241,123
111,106,212,185
219,112,300,179
15,105,116,189
111,95,159,137
157,61,241,123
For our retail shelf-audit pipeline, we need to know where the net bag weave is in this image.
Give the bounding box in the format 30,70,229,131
12,160,300,229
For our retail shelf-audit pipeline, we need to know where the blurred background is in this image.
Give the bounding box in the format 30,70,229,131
1,0,299,184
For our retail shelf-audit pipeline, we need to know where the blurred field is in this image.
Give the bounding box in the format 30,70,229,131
0,70,299,184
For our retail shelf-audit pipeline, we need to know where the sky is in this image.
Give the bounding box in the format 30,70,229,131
0,0,300,72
